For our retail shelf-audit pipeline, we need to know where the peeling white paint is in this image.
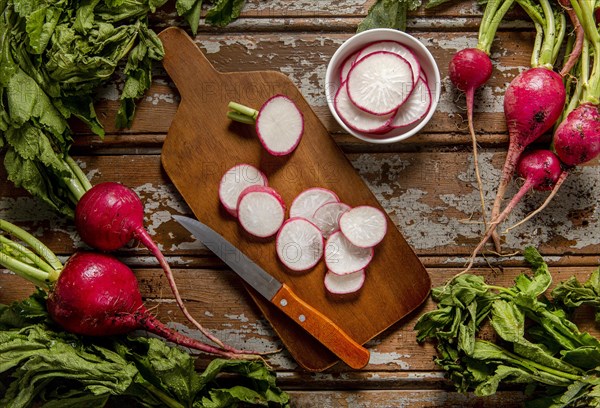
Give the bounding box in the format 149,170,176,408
368,351,411,368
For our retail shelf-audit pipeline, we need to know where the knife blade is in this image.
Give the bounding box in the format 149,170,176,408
173,215,370,369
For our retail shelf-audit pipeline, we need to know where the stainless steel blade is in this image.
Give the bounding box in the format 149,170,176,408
173,215,283,300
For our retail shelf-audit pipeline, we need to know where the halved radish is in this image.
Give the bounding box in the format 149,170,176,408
289,188,340,220
334,81,394,134
346,51,414,116
389,77,432,129
256,95,304,155
355,41,420,84
339,206,387,248
219,164,268,217
276,217,324,272
340,51,359,83
325,231,373,275
313,202,351,238
324,269,365,295
237,186,286,238
227,94,303,156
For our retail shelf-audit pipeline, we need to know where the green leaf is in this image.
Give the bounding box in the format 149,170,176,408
490,299,524,343
358,0,411,33
205,0,245,27
176,0,203,35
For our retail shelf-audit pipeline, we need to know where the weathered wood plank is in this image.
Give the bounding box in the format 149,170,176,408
77,31,533,139
287,390,526,407
1,266,598,372
0,152,596,259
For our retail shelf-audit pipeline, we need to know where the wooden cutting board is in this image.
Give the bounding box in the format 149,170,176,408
158,27,431,372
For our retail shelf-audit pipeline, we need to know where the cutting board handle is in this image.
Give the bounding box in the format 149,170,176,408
158,27,220,100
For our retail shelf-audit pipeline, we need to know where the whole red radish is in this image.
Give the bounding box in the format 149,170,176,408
448,48,493,229
46,252,251,359
460,150,565,276
75,182,246,354
553,103,600,166
490,67,566,250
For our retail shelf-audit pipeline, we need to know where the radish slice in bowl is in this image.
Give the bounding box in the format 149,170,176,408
347,51,414,116
355,40,420,84
339,51,359,83
325,231,373,275
256,95,304,156
276,217,324,272
339,206,387,248
324,269,366,295
334,81,394,134
219,164,268,217
313,202,351,238
289,187,340,220
237,186,286,238
389,76,432,129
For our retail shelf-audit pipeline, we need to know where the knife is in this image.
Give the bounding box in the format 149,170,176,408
173,215,370,369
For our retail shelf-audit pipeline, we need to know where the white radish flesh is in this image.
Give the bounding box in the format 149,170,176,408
312,202,351,238
237,186,286,238
219,164,268,217
334,81,394,133
339,206,387,248
389,77,432,129
324,269,365,295
256,95,304,156
356,41,420,84
347,51,414,116
289,188,339,220
325,231,373,275
276,218,324,272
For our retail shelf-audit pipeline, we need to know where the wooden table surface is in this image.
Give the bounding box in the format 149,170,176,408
1,1,599,407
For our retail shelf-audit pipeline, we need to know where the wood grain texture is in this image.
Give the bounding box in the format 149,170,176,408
0,2,598,405
158,26,430,371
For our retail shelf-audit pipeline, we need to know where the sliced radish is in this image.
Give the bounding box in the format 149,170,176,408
237,186,286,238
389,77,432,129
339,51,359,83
347,51,414,116
289,188,340,220
276,217,324,272
256,95,304,156
219,164,268,217
339,205,387,248
335,81,394,134
324,269,365,295
325,231,373,275
313,202,351,238
356,41,420,84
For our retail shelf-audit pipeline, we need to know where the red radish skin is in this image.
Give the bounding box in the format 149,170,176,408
75,182,247,354
490,67,566,251
461,150,565,275
46,252,252,359
553,103,600,166
448,48,493,232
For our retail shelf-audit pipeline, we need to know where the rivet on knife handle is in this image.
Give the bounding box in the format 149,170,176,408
271,283,370,369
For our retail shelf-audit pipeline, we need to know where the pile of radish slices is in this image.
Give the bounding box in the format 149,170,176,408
219,163,387,296
335,40,432,135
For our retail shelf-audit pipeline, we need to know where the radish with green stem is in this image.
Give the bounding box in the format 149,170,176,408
489,0,566,252
448,0,516,230
459,149,565,276
0,220,257,360
507,0,600,237
227,95,304,156
75,182,251,354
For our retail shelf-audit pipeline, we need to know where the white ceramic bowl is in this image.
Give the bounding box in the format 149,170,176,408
325,29,441,144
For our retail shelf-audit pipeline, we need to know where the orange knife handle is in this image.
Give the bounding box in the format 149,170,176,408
271,284,370,369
